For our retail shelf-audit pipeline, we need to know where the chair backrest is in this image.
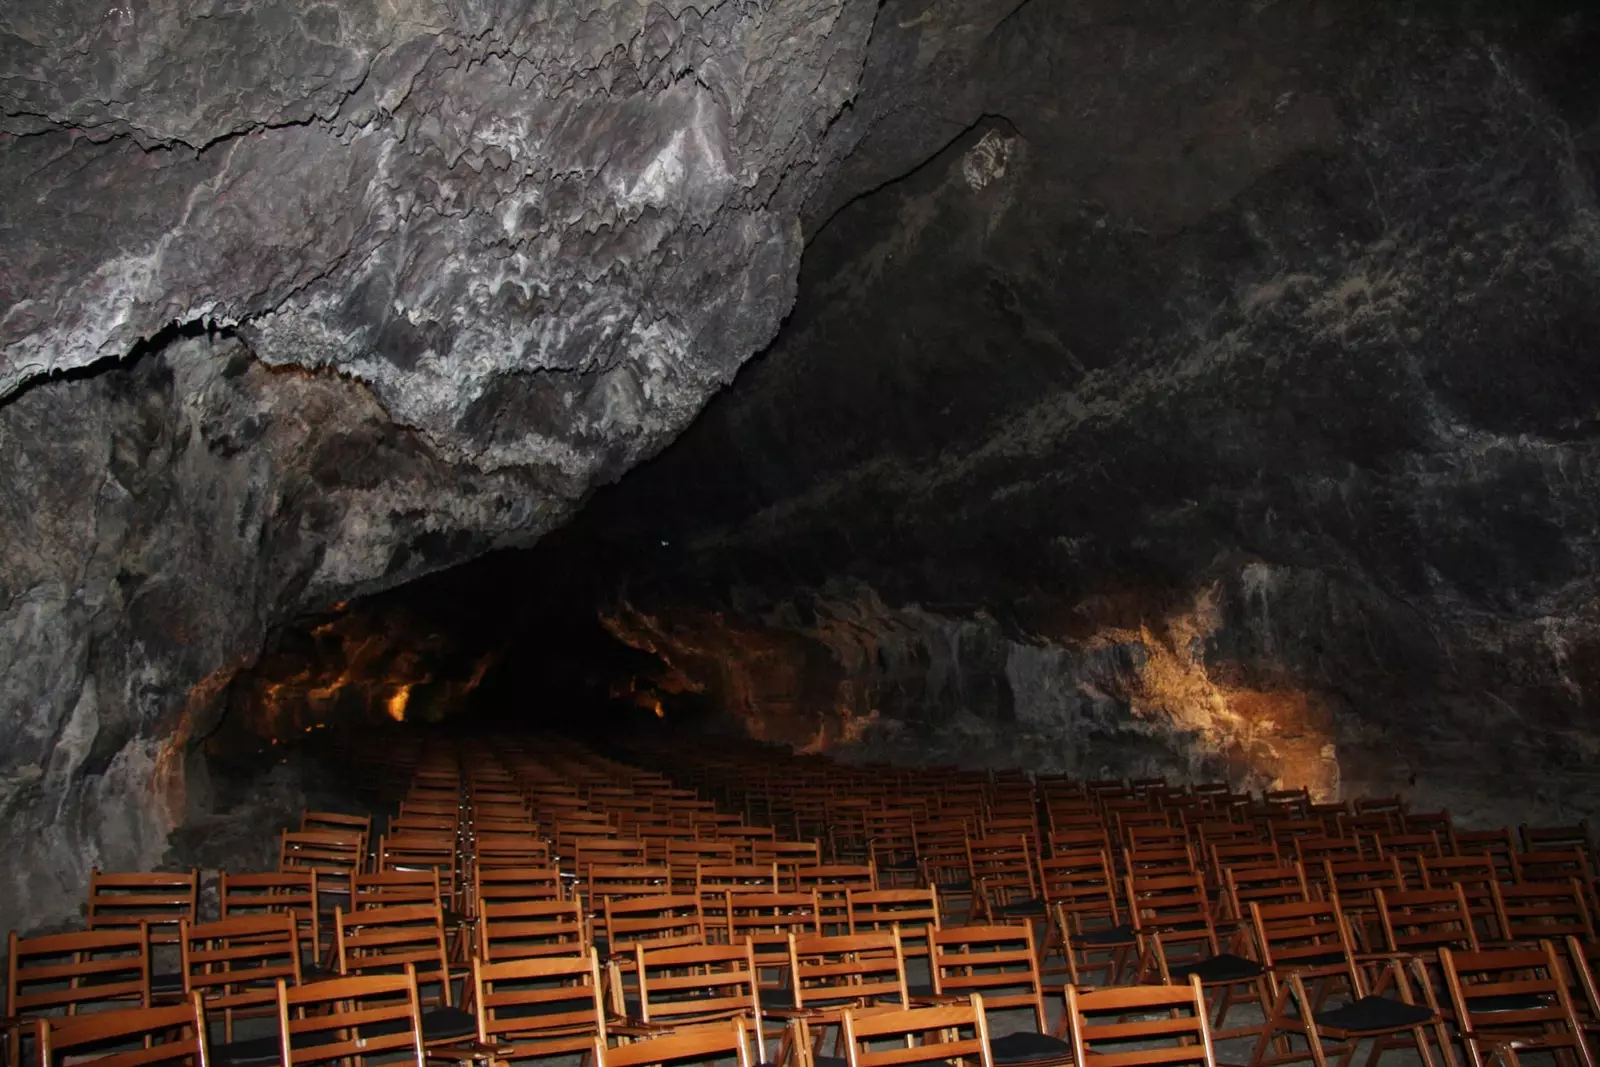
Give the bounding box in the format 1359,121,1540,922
87,869,199,943
35,992,209,1067
8,927,150,1030
1375,886,1480,955
1221,863,1311,920
785,930,908,1012
592,1018,753,1067
1492,878,1595,942
845,888,940,957
334,903,453,1005
1040,849,1122,928
632,940,763,1028
472,831,551,869
968,835,1038,907
603,894,706,955
275,966,426,1067
351,869,443,909
218,870,320,951
180,914,301,1016
1513,849,1591,883
841,993,995,1067
929,924,1048,1033
475,864,564,905
472,950,607,1058
587,864,672,910
1067,975,1217,1067
725,890,822,969
302,810,371,837
1125,872,1217,954
1439,940,1597,1067
1248,899,1358,989
476,898,588,960
696,863,781,894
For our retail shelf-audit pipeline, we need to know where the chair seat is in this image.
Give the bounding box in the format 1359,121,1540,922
365,1006,477,1043
990,1030,1074,1064
935,879,973,893
212,1029,335,1067
1169,953,1265,983
1315,996,1436,1033
1075,924,1136,946
879,857,920,871
1274,951,1347,971
996,898,1047,918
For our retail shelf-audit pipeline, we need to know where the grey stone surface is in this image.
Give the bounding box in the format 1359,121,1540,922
580,3,1600,823
1,0,883,934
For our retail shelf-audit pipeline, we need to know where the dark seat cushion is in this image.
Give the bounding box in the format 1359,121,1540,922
879,857,920,871
1075,924,1136,946
935,879,973,893
213,1029,335,1067
1315,996,1436,1033
1169,953,1264,984
905,982,937,998
1275,951,1348,970
812,1057,847,1067
990,1031,1074,1064
363,1006,477,1043
996,898,1047,918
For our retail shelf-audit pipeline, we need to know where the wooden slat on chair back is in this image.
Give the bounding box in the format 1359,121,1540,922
840,993,994,1067
35,992,208,1067
1068,975,1217,1067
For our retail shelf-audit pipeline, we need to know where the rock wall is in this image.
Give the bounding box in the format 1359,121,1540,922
573,5,1600,828
605,570,1599,826
0,0,885,933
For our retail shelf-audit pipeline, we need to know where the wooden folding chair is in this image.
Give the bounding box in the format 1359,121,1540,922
772,930,910,1067
6,927,151,1067
35,993,209,1067
1067,976,1217,1067
1247,900,1454,1067
927,924,1072,1066
471,950,608,1063
335,903,477,1045
840,993,995,1067
1440,940,1597,1067
179,914,301,1049
273,966,427,1067
968,836,1040,921
624,939,763,1030
1039,850,1135,987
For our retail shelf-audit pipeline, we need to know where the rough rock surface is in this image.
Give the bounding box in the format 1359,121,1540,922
0,0,886,936
583,2,1600,824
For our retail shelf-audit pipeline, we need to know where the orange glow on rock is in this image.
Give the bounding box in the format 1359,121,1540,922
386,684,413,722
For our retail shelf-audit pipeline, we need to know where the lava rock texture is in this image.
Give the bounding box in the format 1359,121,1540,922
1,0,879,933
587,2,1600,824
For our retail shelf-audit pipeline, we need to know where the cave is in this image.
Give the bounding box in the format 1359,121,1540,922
3,0,1600,942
